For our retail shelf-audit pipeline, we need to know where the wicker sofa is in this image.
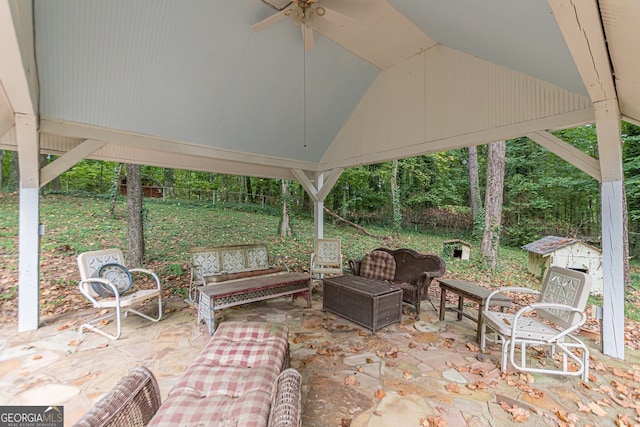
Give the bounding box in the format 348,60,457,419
349,248,446,317
74,322,301,427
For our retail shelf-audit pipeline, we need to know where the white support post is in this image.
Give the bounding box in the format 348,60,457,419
600,181,625,358
16,113,40,332
594,100,625,359
291,168,344,243
314,172,324,241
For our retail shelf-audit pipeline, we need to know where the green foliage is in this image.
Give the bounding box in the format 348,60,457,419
58,159,118,194
9,121,640,257
2,193,640,320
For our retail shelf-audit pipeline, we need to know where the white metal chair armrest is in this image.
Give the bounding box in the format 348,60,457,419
128,268,162,290
484,287,539,311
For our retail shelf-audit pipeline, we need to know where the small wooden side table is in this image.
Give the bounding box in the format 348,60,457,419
438,279,512,343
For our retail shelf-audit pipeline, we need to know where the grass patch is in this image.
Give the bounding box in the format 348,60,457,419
1,193,639,322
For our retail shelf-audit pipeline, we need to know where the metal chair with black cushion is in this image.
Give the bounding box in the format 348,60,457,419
480,266,592,381
77,248,163,340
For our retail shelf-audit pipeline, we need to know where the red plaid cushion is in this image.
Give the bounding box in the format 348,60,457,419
214,321,289,343
360,250,396,281
170,365,278,399
147,322,289,426
148,383,273,426
203,339,288,368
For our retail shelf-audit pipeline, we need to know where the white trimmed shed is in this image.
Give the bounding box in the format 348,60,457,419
522,236,603,294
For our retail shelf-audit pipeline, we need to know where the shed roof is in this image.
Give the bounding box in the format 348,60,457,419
522,236,601,256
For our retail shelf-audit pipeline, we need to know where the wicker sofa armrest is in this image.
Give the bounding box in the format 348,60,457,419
73,366,161,427
268,368,302,427
348,259,362,276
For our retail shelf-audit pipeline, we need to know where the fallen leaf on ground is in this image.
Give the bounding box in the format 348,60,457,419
588,402,608,417
344,375,359,386
445,383,460,393
498,402,531,423
426,415,447,427
576,400,592,413
616,413,632,426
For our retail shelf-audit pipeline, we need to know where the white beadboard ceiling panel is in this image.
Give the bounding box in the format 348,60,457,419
324,46,592,168
34,0,378,163
388,0,587,96
600,0,640,123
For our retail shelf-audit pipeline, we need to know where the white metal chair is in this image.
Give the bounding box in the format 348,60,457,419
77,248,163,340
480,266,592,381
310,238,344,282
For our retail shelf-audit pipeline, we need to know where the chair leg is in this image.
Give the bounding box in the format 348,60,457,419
127,295,163,323
188,283,202,306
80,306,122,340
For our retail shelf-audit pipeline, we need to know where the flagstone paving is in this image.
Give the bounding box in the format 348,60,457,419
0,288,639,426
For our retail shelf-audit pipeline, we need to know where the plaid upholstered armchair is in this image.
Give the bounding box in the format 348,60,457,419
349,248,446,317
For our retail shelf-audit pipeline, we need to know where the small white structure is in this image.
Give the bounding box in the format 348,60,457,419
442,239,472,261
522,236,603,294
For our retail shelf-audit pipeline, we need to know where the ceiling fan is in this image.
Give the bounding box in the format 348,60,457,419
253,0,351,51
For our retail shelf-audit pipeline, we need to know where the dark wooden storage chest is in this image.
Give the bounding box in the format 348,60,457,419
322,275,402,333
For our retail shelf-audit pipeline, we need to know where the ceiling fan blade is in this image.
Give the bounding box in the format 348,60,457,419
320,7,353,26
252,9,289,31
302,24,314,51
261,0,293,11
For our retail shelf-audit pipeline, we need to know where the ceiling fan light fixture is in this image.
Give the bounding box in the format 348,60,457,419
288,6,304,26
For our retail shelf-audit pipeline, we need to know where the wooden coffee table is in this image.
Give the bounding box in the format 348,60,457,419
322,275,402,333
438,278,512,343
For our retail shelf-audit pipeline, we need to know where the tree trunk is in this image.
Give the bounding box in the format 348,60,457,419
468,146,479,216
163,168,175,198
481,141,506,269
110,163,124,217
126,164,145,267
279,179,292,237
391,159,401,235
246,176,253,202
623,180,630,284
468,146,483,238
8,151,19,191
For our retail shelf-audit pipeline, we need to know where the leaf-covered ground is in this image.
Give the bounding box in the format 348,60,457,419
1,193,640,350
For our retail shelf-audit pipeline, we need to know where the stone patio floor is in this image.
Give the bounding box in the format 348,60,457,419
1,287,639,426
